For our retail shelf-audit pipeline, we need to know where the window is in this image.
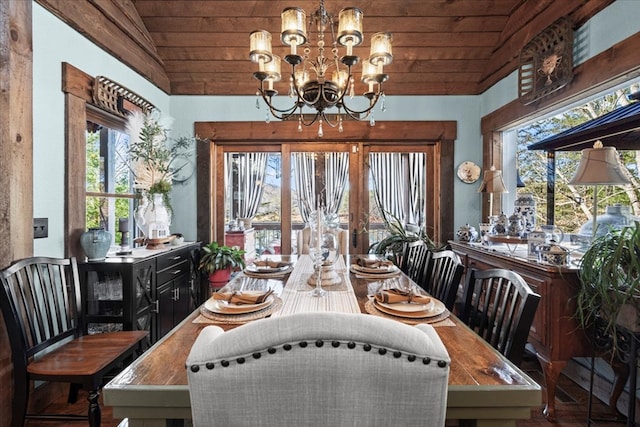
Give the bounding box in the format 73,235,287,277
515,81,640,234
85,109,136,247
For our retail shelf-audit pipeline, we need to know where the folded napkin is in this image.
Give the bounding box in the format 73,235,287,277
374,288,431,305
253,260,292,269
354,256,394,268
212,289,274,305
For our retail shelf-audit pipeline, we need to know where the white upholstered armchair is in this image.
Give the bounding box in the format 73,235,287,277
186,312,450,427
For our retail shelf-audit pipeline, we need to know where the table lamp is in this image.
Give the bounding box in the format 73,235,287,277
116,218,132,255
477,165,508,218
569,140,630,239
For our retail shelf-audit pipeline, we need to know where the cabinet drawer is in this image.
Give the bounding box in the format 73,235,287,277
157,249,189,271
157,259,189,284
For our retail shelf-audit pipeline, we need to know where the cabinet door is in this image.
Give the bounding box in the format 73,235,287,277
157,277,190,339
133,260,155,315
173,278,191,327
157,282,175,339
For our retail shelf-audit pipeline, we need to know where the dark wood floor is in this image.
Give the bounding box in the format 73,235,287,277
23,356,629,427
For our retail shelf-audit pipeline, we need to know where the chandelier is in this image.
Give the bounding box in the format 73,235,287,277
249,0,393,137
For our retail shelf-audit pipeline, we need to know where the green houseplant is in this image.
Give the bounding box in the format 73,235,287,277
370,212,438,264
199,242,246,288
575,220,640,353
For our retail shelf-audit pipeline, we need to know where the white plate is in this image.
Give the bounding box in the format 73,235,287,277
204,295,274,314
245,264,292,274
351,264,399,274
374,298,445,319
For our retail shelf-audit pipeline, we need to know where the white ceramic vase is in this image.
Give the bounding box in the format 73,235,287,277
135,192,171,239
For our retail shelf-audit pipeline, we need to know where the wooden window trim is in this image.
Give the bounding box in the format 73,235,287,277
63,62,131,258
194,121,457,247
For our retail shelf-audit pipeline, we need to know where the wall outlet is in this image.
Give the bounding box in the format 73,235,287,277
33,218,48,239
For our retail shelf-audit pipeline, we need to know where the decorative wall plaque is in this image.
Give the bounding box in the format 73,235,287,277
518,17,574,105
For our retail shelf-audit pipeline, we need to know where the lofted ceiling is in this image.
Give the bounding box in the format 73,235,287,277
36,0,615,97
129,0,613,96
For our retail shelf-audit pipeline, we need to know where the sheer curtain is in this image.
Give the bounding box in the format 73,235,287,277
370,152,425,228
292,153,316,223
292,152,349,223
323,152,349,216
225,153,268,221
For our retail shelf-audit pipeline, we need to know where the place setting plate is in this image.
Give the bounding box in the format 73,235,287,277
204,295,274,314
374,298,446,319
199,293,283,324
349,262,400,278
365,297,450,324
244,262,294,278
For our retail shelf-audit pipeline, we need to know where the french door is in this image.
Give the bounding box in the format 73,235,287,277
216,142,434,256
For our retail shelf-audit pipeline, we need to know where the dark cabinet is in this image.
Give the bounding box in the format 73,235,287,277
79,242,201,346
156,250,193,338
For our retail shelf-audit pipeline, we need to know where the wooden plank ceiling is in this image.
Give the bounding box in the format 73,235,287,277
39,0,616,96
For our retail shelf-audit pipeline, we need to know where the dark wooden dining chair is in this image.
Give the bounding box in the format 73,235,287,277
399,239,431,285
459,268,540,366
0,256,148,427
422,249,464,311
186,312,450,427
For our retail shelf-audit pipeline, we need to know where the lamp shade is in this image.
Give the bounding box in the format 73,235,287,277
569,144,630,186
477,166,508,193
337,7,364,52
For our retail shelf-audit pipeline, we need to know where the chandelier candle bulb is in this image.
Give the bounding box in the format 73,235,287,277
281,7,307,57
337,7,364,57
370,32,393,67
249,30,273,71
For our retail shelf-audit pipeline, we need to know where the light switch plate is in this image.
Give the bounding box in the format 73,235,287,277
33,218,48,238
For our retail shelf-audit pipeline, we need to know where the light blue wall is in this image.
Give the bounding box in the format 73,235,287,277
169,94,481,241
32,2,170,257
32,0,640,255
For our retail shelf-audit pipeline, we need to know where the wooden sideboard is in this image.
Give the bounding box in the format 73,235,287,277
79,242,201,347
449,241,591,421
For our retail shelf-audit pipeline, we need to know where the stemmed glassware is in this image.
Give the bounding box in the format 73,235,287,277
308,209,328,297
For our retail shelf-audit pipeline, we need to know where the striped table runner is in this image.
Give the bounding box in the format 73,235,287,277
271,255,361,317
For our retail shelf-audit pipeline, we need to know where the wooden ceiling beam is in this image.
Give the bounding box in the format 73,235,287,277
151,31,502,48
164,59,489,74
141,16,508,33
156,46,495,61
134,1,518,18
36,0,170,93
169,78,480,96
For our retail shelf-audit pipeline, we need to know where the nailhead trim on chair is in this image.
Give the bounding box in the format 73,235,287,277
188,340,449,372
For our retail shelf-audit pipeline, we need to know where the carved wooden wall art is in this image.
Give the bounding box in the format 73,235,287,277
92,76,156,117
518,17,574,105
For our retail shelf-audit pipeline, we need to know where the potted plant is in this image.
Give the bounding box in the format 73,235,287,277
199,242,246,289
126,110,192,239
369,212,438,264
575,220,640,353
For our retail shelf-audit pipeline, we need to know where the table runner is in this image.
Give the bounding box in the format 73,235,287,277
271,255,361,317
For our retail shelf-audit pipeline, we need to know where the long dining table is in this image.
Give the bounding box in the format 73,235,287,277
103,254,541,427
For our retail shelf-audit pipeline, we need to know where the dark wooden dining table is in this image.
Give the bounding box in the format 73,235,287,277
103,255,540,427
